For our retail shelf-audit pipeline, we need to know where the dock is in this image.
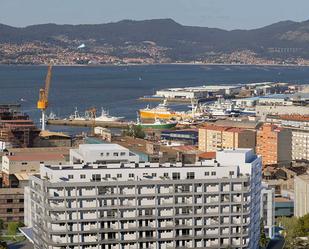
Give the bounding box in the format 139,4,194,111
138,96,216,103
47,119,130,128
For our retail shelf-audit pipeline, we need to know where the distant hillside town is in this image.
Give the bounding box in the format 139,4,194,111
1,19,309,65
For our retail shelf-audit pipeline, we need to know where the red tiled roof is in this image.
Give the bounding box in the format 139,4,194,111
7,153,65,161
200,125,245,133
198,151,216,159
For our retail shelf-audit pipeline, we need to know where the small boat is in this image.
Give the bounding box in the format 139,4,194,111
95,108,124,122
69,108,86,121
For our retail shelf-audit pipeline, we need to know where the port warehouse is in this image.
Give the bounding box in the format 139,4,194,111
155,85,242,99
153,82,291,100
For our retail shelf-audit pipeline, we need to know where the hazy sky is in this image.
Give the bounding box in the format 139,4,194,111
1,0,308,30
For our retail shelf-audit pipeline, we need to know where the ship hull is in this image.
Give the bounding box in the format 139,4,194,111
139,123,177,129
139,110,191,120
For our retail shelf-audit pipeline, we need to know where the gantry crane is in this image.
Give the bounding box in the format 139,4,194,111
37,63,53,131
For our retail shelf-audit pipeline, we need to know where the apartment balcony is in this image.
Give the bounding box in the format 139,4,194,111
122,210,136,218
83,235,97,242
160,209,173,217
123,233,137,241
140,199,156,206
195,197,203,204
160,221,173,228
159,186,174,194
205,239,219,247
160,198,173,205
205,185,219,193
83,212,98,219
160,231,174,239
50,201,65,208
205,207,219,214
52,235,67,244
232,238,241,246
205,219,219,226
139,187,156,195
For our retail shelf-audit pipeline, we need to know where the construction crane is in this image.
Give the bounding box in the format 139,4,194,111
37,63,53,131
86,107,97,135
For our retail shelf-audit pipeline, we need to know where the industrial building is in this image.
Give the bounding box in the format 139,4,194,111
160,129,198,145
26,144,262,249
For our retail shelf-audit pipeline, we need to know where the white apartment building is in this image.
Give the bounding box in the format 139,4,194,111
292,130,309,161
26,144,262,249
260,184,275,239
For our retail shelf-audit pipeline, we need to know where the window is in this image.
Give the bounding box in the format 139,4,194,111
7,208,12,213
120,152,126,156
152,173,157,177
211,172,216,176
113,152,119,156
172,172,180,180
92,174,101,181
163,173,169,178
68,175,74,179
19,208,24,212
19,199,24,203
7,199,13,203
129,173,134,178
205,172,209,176
80,174,86,179
21,162,27,165
117,174,122,178
229,171,234,176
106,152,110,156
100,153,104,156
105,174,111,178
187,172,195,179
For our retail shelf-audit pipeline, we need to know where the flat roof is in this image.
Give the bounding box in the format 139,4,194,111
7,153,65,161
79,143,127,151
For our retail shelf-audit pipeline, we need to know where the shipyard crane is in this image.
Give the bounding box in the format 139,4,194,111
37,63,53,131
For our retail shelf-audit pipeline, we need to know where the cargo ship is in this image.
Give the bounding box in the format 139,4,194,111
139,100,203,120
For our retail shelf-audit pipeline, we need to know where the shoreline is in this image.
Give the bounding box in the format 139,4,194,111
1,62,309,67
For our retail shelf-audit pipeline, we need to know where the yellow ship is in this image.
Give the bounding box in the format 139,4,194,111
139,100,200,120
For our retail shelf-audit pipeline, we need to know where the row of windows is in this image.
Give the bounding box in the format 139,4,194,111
100,152,126,157
67,171,235,181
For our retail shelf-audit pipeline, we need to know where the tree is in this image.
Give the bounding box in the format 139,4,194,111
123,125,145,139
0,241,8,249
7,222,22,236
260,218,268,248
0,219,4,230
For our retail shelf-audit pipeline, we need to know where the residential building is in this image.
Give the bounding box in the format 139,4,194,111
26,144,262,249
260,185,275,238
266,115,309,162
292,130,309,161
294,173,309,217
256,124,292,166
198,125,256,152
0,188,24,223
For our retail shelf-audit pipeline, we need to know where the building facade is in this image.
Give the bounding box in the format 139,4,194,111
198,125,256,152
26,144,262,249
256,124,292,166
260,185,275,238
0,188,24,223
294,174,309,217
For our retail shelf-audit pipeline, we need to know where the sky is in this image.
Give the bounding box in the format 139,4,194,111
1,0,309,30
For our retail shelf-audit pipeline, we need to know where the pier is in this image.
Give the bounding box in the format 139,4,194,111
47,119,130,128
